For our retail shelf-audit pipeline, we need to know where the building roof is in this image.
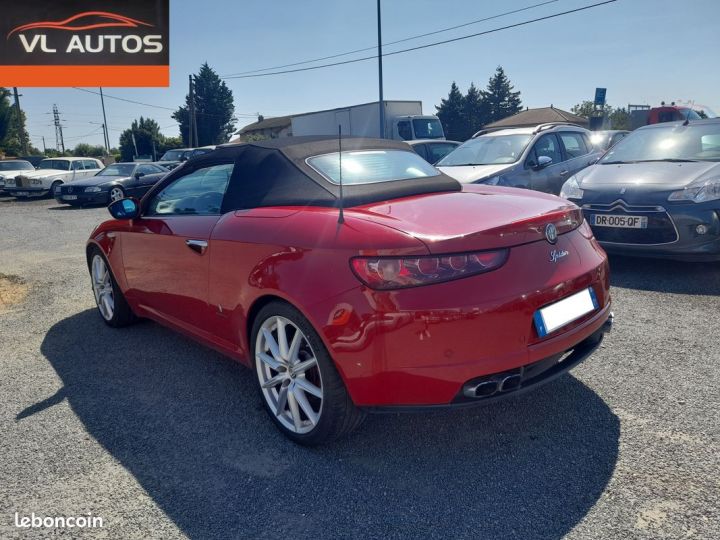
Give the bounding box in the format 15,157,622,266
484,106,588,129
237,115,292,134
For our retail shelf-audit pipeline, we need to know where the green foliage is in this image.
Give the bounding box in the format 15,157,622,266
159,136,183,154
436,67,523,141
173,63,236,146
435,82,465,141
0,87,30,157
572,101,632,130
71,143,106,157
118,117,164,161
484,66,522,124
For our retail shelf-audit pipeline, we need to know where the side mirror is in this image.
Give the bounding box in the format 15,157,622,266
534,155,553,170
108,198,139,220
134,171,145,179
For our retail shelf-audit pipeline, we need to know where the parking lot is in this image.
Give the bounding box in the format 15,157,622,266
0,196,718,539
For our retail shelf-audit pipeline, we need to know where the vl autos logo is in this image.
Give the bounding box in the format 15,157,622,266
8,11,163,55
0,0,169,87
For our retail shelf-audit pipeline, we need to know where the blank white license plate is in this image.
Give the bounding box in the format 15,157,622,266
534,288,599,338
63,195,78,200
593,214,647,228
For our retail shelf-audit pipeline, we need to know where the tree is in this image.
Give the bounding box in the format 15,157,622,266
609,107,631,130
118,117,164,161
0,87,30,157
72,143,106,157
461,82,489,140
571,100,612,118
484,66,522,123
435,82,465,141
173,63,236,146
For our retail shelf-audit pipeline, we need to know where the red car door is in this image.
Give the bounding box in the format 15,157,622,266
120,162,234,334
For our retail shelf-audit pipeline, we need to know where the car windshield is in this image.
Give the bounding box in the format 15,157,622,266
412,118,445,139
0,161,33,171
160,150,186,161
307,150,439,185
601,123,720,164
37,159,70,171
97,164,135,176
437,134,532,166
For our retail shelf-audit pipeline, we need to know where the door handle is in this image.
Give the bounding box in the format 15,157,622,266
559,170,569,176
185,239,208,255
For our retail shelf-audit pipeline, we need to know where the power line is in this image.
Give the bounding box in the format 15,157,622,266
70,87,259,118
221,0,560,77
223,0,617,80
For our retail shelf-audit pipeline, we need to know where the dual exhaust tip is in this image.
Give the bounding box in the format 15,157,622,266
464,373,522,399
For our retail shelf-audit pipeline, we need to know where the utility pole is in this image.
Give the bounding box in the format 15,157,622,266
188,75,197,147
99,87,110,154
12,87,29,155
41,136,47,154
52,104,65,153
131,131,139,160
377,0,385,139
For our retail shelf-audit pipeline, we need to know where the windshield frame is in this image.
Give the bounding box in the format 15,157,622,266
437,133,533,167
599,122,720,164
0,161,34,171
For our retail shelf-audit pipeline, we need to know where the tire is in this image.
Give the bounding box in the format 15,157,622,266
49,181,62,200
108,186,125,203
251,301,365,445
88,247,136,327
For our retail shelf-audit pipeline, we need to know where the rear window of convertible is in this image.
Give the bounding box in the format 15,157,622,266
307,149,440,185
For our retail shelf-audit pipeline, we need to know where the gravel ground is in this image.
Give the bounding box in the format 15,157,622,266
0,196,718,539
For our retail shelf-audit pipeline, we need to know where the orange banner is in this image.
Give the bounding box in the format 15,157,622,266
0,65,169,87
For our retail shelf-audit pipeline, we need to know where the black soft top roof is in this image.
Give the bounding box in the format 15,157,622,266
161,136,461,212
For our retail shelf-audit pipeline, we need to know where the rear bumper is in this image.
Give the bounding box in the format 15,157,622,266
367,312,613,412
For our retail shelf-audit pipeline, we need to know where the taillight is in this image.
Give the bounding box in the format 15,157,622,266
350,249,509,290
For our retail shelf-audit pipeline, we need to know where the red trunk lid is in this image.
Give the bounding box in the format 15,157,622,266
347,185,583,253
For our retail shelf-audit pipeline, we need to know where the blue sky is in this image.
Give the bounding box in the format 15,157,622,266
18,0,720,151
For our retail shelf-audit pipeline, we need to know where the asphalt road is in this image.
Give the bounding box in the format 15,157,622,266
1,196,718,539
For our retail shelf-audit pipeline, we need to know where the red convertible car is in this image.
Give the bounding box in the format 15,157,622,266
87,137,613,444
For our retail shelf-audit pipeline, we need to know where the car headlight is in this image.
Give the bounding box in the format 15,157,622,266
84,186,103,192
668,178,720,203
31,178,43,185
560,176,584,200
5,178,14,186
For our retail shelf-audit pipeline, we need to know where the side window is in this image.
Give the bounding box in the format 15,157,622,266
412,143,428,161
528,134,562,166
137,164,158,176
397,121,412,141
84,160,99,170
147,163,233,216
559,132,589,159
71,161,83,170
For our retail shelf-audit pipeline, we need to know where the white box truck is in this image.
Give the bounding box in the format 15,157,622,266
290,100,445,141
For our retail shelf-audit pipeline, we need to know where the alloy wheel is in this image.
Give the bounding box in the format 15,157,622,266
91,255,114,321
109,187,124,202
255,316,323,434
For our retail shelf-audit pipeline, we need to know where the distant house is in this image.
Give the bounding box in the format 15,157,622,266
483,106,588,130
235,115,292,141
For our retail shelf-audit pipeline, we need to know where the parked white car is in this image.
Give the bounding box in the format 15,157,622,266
0,160,35,192
4,157,103,198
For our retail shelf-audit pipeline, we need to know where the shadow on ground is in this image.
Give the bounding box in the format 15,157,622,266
35,309,620,539
609,254,720,295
